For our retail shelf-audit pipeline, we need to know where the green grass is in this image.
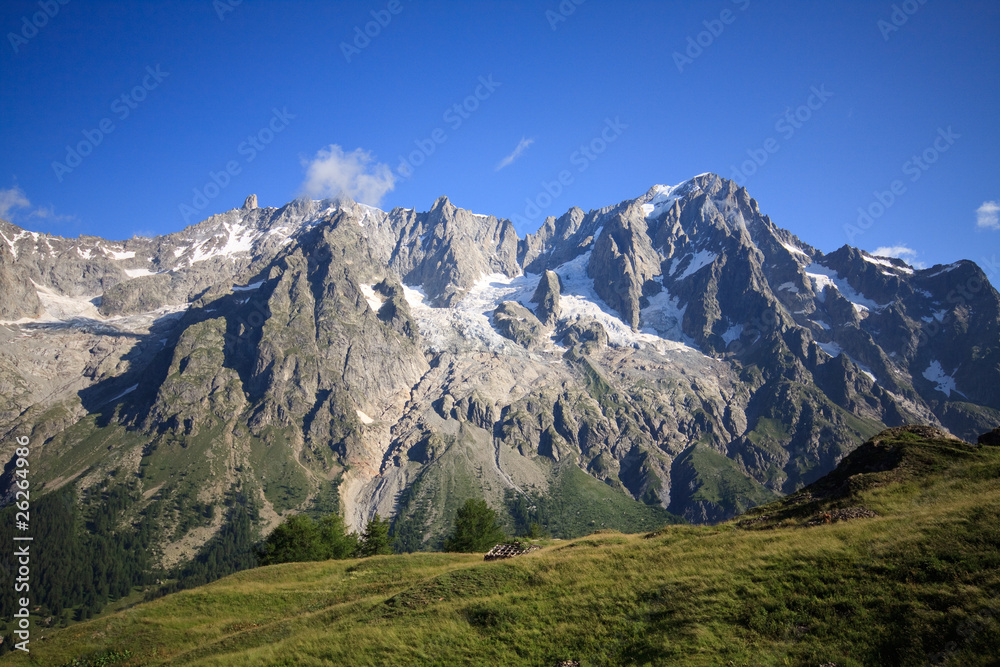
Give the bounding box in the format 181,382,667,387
677,444,779,513
536,463,683,537
6,429,1000,666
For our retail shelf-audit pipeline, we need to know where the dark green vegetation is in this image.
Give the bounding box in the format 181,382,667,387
506,464,685,538
6,426,998,666
356,515,393,558
258,514,359,566
258,513,396,565
0,485,154,627
0,487,260,650
444,498,507,553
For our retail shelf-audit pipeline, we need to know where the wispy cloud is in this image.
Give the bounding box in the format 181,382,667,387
873,245,925,268
976,201,999,230
0,185,75,226
300,145,395,206
495,137,534,172
28,205,74,222
0,186,30,219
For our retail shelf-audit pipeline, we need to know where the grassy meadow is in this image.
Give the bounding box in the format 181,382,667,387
5,429,999,666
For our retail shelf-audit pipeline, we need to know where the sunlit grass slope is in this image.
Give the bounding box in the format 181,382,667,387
7,427,1000,666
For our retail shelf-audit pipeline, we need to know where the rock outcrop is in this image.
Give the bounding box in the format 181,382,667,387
1,172,998,574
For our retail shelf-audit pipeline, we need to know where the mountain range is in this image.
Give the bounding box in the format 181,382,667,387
1,173,998,571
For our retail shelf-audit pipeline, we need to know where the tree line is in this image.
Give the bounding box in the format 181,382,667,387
0,484,512,654
258,498,508,565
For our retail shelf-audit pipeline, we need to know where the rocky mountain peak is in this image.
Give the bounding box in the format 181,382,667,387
1,173,997,561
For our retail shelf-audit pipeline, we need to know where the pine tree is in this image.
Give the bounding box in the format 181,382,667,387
258,514,323,565
444,498,507,553
358,515,393,557
317,514,359,559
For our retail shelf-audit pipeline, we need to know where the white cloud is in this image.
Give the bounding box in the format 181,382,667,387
495,137,534,171
0,186,74,227
873,245,918,261
300,145,395,206
873,245,925,269
0,186,30,218
976,201,999,230
28,205,74,222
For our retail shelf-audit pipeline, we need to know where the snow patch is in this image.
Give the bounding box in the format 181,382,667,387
356,409,374,425
777,281,799,294
124,268,158,279
922,361,959,397
642,183,683,219
864,254,912,273
401,251,700,357
677,250,716,279
925,263,961,278
721,324,743,344
780,241,809,259
107,384,139,404
0,230,19,259
107,249,136,260
401,275,534,353
189,222,257,264
555,251,695,353
28,283,104,322
817,341,843,357
805,262,885,312
359,284,386,313
817,340,877,383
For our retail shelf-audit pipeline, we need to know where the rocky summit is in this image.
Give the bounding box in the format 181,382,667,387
1,173,998,568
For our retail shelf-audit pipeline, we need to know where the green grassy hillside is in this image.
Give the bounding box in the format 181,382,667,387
5,426,999,666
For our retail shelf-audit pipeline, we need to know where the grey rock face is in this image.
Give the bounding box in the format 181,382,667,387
386,196,521,306
588,208,663,330
98,274,173,316
0,241,42,320
0,172,998,570
531,270,561,326
492,301,545,348
557,318,608,353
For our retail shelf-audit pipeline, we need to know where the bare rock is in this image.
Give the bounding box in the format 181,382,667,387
493,301,544,349
531,270,561,326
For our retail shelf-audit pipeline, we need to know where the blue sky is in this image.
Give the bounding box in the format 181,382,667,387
1,0,997,281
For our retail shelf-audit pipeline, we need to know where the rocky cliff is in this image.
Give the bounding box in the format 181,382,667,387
1,174,997,568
